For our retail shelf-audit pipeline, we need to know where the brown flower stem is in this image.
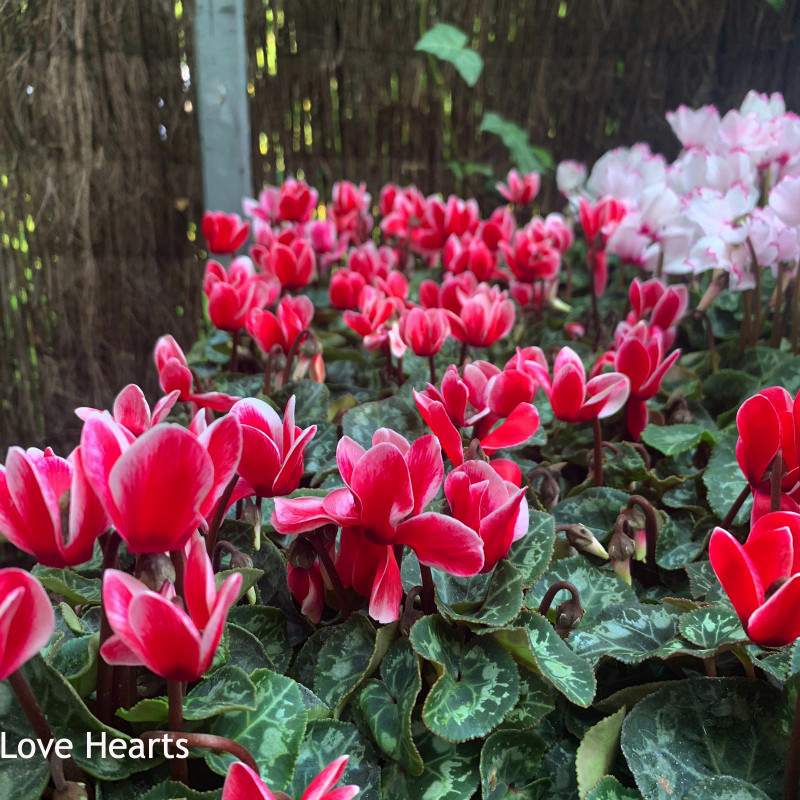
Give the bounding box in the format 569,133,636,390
771,269,786,348
170,550,186,600
747,238,762,347
282,328,312,385
722,484,751,528
458,341,468,368
229,329,240,373
419,564,436,615
263,348,275,395
592,417,604,487
771,453,784,514
140,731,259,773
782,687,800,800
428,354,437,384
168,681,188,784
739,291,752,352
655,246,664,279
7,670,83,784
97,532,121,726
565,258,573,301
538,580,580,618
212,540,242,572
703,657,717,677
205,474,239,558
307,533,351,618
694,310,718,373
626,495,659,568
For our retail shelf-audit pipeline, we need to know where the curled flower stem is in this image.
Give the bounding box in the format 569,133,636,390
771,454,784,514
206,474,239,558
212,540,242,572
140,731,259,774
419,564,436,615
625,495,659,568
97,532,121,726
307,533,351,619
537,580,581,619
782,689,800,800
722,484,751,529
282,328,313,386
168,681,188,784
592,418,604,487
229,329,240,373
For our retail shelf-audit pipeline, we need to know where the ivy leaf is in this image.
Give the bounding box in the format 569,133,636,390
436,559,524,630
621,678,786,799
414,24,484,87
314,614,397,716
228,605,292,674
575,707,626,799
527,557,636,627
568,603,684,666
480,729,547,799
641,424,713,456
508,510,556,587
493,611,596,708
553,488,629,538
206,668,307,791
410,616,520,741
355,639,423,774
288,719,381,800
678,606,746,651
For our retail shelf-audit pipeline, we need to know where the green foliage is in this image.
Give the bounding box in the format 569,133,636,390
480,112,554,173
414,24,484,87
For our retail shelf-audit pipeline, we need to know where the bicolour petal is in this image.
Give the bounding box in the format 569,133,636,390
108,424,214,552
238,426,282,497
413,391,464,466
113,384,151,437
200,571,243,672
151,390,181,427
349,443,414,543
231,398,283,446
736,394,781,485
321,488,360,526
489,458,522,487
372,428,411,454
405,435,444,514
64,446,109,565
335,436,366,488
185,532,217,630
395,513,484,576
302,756,350,800
272,425,317,496
272,496,332,535
100,634,144,667
478,487,527,572
197,414,243,518
582,372,630,420
487,370,536,418
709,527,764,625
746,574,800,647
102,569,151,646
223,762,276,800
480,403,540,453
367,546,403,624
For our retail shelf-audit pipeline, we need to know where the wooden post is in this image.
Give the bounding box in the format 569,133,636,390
193,0,252,213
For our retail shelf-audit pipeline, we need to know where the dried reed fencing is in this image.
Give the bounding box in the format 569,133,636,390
1,0,798,450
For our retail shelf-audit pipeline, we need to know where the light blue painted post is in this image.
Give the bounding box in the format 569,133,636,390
193,0,252,214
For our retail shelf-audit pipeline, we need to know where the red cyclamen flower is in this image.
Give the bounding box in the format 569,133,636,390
223,757,359,800
710,511,800,647
101,533,242,681
202,212,250,255
329,269,367,310
76,383,179,438
277,178,318,224
445,285,515,348
399,308,450,357
497,169,541,205
269,240,316,291
0,569,54,681
203,257,279,332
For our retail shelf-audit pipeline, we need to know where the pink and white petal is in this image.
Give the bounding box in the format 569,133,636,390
102,569,151,643
480,403,540,453
395,513,484,576
301,756,349,800
372,428,411,454
100,635,145,668
746,573,800,647
583,373,630,419
197,414,243,518
238,425,282,496
200,572,243,672
272,425,317,496
272,496,333,535
321,488,360,526
190,391,241,413
335,436,366,487
113,384,151,437
231,398,283,445
405,435,444,514
223,762,275,800
151,390,181,427
0,467,31,556
413,392,464,466
64,446,109,565
709,527,764,624
282,395,297,453
368,547,404,624
185,532,217,630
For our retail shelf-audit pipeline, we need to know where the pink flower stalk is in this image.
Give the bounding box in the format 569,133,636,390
203,258,279,332
549,347,630,424
398,308,450,357
277,178,318,224
497,169,541,205
202,212,250,255
269,240,316,291
80,412,241,553
442,234,497,282
272,431,484,622
229,396,316,501
0,445,109,567
445,460,529,572
446,285,515,348
0,569,54,681
710,512,800,647
101,533,242,681
76,383,179,438
329,269,367,310
413,362,540,466
154,336,239,412
223,757,359,800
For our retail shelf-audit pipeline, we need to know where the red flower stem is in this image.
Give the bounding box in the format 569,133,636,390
307,533,351,618
428,354,437,384
229,329,240,373
419,564,436,615
592,418,604,487
537,580,580,619
170,549,186,600
7,670,83,784
458,341,468,368
282,328,312,385
168,681,188,784
97,532,121,726
782,688,800,800
140,731,259,773
771,454,784,513
263,348,275,395
722,484,751,528
206,474,239,558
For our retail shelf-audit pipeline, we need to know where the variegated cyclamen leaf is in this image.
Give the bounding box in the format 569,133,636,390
678,606,746,651
575,707,626,799
226,622,275,673
585,776,641,799
410,616,519,741
32,566,102,605
355,639,423,774
289,626,338,688
228,605,292,674
183,665,258,720
492,611,596,708
683,776,771,799
703,427,752,526
684,561,728,604
314,613,397,716
655,512,707,570
342,396,428,449
568,603,684,666
527,557,636,627
288,719,381,800
436,559,524,630
138,782,223,800
496,668,555,731
206,668,307,790
621,678,786,800
641,423,713,456
553,488,629,537
480,729,547,799
507,510,556,587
